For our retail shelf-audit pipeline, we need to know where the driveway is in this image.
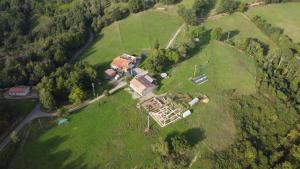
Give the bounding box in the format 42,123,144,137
0,103,54,152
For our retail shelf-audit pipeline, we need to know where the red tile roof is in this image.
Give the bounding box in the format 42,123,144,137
8,86,30,93
111,57,132,70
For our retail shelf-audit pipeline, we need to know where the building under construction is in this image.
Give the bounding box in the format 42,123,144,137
140,96,183,127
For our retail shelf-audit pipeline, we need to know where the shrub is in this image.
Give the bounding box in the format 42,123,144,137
218,0,240,14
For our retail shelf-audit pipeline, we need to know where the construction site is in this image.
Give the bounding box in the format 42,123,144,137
140,95,184,127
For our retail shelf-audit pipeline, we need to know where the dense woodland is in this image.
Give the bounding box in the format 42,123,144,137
0,0,181,89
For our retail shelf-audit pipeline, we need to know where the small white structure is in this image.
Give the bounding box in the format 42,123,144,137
189,97,200,107
8,86,30,96
182,110,191,118
160,73,168,79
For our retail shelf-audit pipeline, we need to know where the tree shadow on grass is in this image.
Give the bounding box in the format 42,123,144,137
12,135,100,169
165,128,206,148
77,34,104,61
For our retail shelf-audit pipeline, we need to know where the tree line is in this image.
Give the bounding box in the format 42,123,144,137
210,15,300,168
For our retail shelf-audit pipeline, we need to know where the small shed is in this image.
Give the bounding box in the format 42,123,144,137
182,110,191,118
105,69,117,79
189,98,200,107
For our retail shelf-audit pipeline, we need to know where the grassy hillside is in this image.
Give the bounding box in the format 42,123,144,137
13,1,300,169
80,10,183,67
11,41,257,169
247,2,300,42
11,92,156,169
177,12,277,48
158,40,256,150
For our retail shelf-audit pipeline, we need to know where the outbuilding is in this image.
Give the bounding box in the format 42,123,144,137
189,97,200,107
104,69,117,79
8,86,31,96
130,75,158,96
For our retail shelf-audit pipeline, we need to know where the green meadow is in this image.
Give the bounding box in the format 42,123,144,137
247,2,300,42
80,9,183,67
13,2,300,169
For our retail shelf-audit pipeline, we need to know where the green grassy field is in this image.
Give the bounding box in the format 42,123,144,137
11,41,256,169
80,10,183,68
158,41,256,150
176,12,276,48
10,1,274,168
247,2,300,42
11,92,156,169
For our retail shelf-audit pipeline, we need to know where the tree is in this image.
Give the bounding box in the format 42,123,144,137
160,0,181,5
10,131,20,143
218,0,240,14
39,88,56,110
290,145,300,163
177,5,198,26
69,87,86,104
58,106,69,118
238,2,247,12
128,0,144,13
152,137,169,157
153,39,160,49
212,27,223,40
144,49,167,74
171,135,190,156
193,0,212,17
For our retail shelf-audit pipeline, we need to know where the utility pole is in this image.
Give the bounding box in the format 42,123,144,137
147,114,150,129
144,114,150,133
92,82,95,97
227,31,230,41
193,65,197,78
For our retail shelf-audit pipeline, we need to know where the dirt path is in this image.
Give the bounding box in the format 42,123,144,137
0,103,54,152
166,24,185,49
0,81,127,152
69,28,95,64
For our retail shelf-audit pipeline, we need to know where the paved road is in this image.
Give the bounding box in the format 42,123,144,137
0,81,127,152
0,103,54,152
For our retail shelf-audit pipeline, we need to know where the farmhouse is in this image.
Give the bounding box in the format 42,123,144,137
130,75,157,96
8,86,31,96
111,54,136,72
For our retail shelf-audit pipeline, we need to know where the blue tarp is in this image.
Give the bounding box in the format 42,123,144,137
58,118,69,125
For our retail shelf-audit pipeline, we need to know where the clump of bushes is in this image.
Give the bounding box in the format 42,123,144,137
177,0,214,25
143,26,210,74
